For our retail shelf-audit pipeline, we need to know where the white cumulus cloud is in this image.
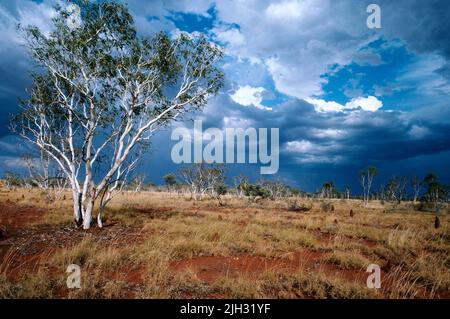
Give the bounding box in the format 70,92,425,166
230,85,272,110
307,96,383,113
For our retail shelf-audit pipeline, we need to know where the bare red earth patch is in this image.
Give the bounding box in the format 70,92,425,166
0,200,144,283
0,201,46,266
0,201,45,234
169,250,368,285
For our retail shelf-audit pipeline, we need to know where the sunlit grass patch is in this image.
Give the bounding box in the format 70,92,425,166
324,251,371,270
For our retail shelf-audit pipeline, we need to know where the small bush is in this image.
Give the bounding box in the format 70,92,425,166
287,200,312,212
320,202,334,213
244,184,271,201
414,201,446,213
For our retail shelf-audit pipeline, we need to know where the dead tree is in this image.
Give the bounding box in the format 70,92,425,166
359,166,377,206
233,174,249,198
178,164,226,200
411,176,423,203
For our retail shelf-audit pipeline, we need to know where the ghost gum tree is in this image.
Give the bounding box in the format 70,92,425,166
359,166,378,206
13,1,224,229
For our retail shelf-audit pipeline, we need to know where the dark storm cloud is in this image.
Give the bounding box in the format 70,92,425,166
206,95,450,164
0,0,55,137
380,0,450,60
135,90,449,191
1,0,450,191
0,50,30,137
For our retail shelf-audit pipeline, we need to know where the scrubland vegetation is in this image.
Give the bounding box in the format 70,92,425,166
1,187,448,299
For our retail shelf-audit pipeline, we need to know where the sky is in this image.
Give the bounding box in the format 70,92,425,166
0,0,449,193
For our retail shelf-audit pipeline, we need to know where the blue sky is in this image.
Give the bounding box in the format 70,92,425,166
0,0,450,193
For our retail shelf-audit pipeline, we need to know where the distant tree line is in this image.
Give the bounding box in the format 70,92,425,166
2,162,449,212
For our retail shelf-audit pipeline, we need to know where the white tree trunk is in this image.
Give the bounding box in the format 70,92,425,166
83,198,94,230
97,211,103,228
72,191,83,225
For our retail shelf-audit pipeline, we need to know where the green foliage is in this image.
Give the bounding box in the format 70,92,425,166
243,184,271,199
3,171,23,188
422,173,448,205
214,183,228,196
321,181,339,198
11,0,224,218
16,1,223,133
163,173,177,187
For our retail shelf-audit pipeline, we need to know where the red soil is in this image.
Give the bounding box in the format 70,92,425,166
0,201,47,268
0,201,45,234
1,200,448,299
169,250,368,285
0,201,144,280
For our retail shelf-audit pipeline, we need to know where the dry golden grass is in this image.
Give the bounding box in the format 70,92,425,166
0,189,449,298
324,250,371,270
